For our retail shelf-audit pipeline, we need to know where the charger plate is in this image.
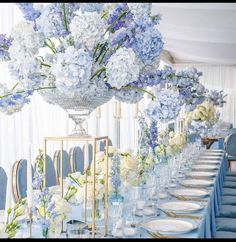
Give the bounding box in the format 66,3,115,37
186,171,216,179
159,201,204,214
180,179,214,188
192,164,218,171
170,188,209,198
141,218,198,235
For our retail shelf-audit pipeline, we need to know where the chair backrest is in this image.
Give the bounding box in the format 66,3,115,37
12,159,34,202
0,166,7,210
35,154,57,187
69,146,84,173
229,128,236,135
225,132,236,156
99,139,113,152
53,150,71,184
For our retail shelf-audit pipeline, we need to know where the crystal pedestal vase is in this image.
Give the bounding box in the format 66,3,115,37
38,88,113,136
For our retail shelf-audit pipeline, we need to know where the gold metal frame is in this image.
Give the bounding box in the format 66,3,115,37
12,160,20,202
43,135,109,238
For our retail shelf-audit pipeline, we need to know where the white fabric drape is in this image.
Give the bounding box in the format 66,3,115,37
174,63,236,127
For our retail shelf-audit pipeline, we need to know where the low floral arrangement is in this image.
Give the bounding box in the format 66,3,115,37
0,199,27,238
64,147,118,204
185,100,220,137
32,150,71,238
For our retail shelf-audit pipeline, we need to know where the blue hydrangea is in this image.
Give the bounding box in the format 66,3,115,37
132,26,164,65
145,89,184,122
147,120,158,150
207,90,227,107
16,3,41,21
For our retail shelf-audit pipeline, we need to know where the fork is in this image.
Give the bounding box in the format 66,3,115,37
159,208,201,220
176,195,207,203
147,230,178,239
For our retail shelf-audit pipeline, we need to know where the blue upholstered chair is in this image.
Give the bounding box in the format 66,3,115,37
83,143,93,167
43,155,57,188
218,205,236,218
53,150,71,184
225,176,236,182
214,231,236,238
99,139,113,152
12,159,34,202
69,146,84,173
224,132,236,171
0,166,7,210
226,171,236,176
223,188,236,196
223,181,236,189
222,196,236,206
216,217,236,232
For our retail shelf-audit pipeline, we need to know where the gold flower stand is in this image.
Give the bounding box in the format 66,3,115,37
43,135,109,238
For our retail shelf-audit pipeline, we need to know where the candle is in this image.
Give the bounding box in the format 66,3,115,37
96,107,101,119
117,101,121,117
27,144,33,208
84,141,89,168
5,166,12,224
133,103,139,118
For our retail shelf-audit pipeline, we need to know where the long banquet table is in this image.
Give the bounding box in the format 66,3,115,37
139,151,227,238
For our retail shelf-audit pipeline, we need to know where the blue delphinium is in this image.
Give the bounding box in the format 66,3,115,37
32,170,57,237
16,3,41,21
110,153,121,196
0,88,33,115
147,120,158,151
107,3,133,32
137,115,150,158
207,90,227,107
0,34,13,61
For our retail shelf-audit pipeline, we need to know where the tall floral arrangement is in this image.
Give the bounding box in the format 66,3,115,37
0,2,165,117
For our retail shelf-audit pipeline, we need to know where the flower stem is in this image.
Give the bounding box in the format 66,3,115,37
111,86,156,100
61,3,69,33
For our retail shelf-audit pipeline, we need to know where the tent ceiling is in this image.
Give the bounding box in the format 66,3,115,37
152,3,236,64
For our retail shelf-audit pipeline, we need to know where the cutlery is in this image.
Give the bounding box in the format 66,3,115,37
146,230,178,239
159,208,201,220
176,195,207,203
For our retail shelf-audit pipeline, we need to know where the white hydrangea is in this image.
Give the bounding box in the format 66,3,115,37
69,10,106,51
51,46,93,94
106,47,140,89
127,3,151,20
9,21,44,57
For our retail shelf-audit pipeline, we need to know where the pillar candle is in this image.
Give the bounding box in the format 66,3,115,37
117,101,121,117
27,144,33,208
5,166,12,224
133,103,139,118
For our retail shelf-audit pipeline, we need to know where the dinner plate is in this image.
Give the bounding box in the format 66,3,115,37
159,201,204,214
196,159,220,165
192,164,218,171
186,171,216,179
200,154,222,158
141,218,198,235
180,179,214,188
170,188,210,198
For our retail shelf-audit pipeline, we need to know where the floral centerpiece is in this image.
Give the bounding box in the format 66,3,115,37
32,150,71,238
185,100,220,137
0,2,164,135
